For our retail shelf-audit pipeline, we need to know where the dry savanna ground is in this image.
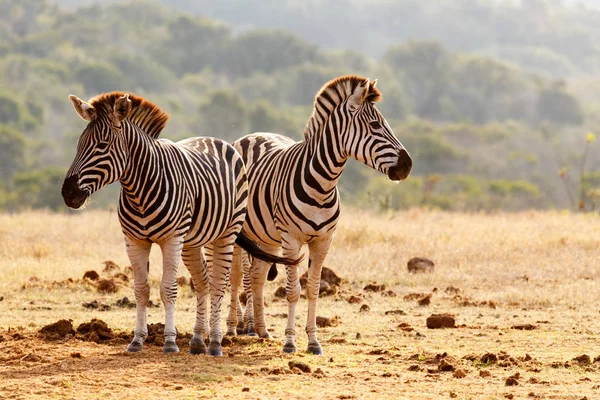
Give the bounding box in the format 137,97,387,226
0,209,599,399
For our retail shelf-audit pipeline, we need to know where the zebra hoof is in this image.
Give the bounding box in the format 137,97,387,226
307,342,323,355
247,327,258,337
163,341,179,354
126,339,143,353
207,342,223,357
189,337,207,355
282,342,297,353
259,332,272,339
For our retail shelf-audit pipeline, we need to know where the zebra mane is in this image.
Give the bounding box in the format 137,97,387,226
305,75,382,140
88,92,169,138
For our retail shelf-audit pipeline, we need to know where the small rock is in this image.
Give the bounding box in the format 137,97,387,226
242,387,250,392
453,369,467,378
288,361,311,373
316,315,341,328
512,324,537,331
506,372,520,386
438,359,455,372
359,304,370,313
274,286,286,298
479,370,492,378
347,295,362,304
480,353,498,364
572,354,591,365
426,314,455,329
418,294,432,306
407,257,435,273
384,309,406,316
355,333,361,339
363,283,386,292
83,270,100,281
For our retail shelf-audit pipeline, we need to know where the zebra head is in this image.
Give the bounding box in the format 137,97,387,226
62,93,132,209
341,78,412,181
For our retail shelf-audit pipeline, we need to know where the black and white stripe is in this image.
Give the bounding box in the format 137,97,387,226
62,92,298,356
227,75,412,354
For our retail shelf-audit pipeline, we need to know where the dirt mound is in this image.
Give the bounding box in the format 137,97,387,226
426,314,455,329
83,270,100,281
39,319,75,340
288,361,311,373
385,309,406,316
359,304,370,312
418,294,432,306
274,286,286,298
112,272,129,283
102,260,120,273
176,276,188,287
300,267,342,288
76,319,114,343
82,300,111,311
347,295,362,304
512,324,537,330
407,257,435,273
115,297,135,308
97,279,118,293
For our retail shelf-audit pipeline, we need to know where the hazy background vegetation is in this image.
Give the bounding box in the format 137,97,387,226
1,0,600,212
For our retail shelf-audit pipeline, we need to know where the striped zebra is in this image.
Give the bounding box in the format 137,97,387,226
228,75,412,354
61,92,300,356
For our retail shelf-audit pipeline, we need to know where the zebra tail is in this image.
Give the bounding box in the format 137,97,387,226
267,264,278,281
235,232,303,266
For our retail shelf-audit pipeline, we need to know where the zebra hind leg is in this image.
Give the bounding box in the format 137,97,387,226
241,250,253,335
183,246,209,355
124,238,152,353
207,238,235,356
226,245,243,336
158,237,184,354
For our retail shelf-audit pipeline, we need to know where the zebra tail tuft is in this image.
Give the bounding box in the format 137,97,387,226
267,263,278,281
235,232,304,266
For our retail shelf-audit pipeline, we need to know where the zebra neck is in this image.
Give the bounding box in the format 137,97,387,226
119,126,162,206
302,122,348,202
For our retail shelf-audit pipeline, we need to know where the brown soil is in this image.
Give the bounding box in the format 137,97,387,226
76,319,115,343
512,324,537,330
417,294,432,306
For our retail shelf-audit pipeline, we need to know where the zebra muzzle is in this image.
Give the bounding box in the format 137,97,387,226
61,175,88,209
387,149,412,181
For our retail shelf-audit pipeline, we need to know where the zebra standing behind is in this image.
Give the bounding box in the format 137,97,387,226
61,92,300,356
228,75,412,354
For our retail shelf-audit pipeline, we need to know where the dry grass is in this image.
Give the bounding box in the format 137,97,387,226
0,209,599,399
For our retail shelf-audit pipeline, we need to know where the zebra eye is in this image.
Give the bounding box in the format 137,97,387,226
97,141,110,151
369,121,382,130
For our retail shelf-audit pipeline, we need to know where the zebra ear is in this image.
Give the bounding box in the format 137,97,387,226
349,78,371,108
114,93,132,123
69,94,96,121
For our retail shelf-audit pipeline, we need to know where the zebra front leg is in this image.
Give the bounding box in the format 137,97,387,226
124,237,152,352
226,245,243,336
182,246,209,355
158,237,184,353
281,242,303,353
207,238,234,356
304,237,333,355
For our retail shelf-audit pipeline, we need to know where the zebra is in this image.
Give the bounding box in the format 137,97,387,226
227,75,412,354
61,91,300,356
